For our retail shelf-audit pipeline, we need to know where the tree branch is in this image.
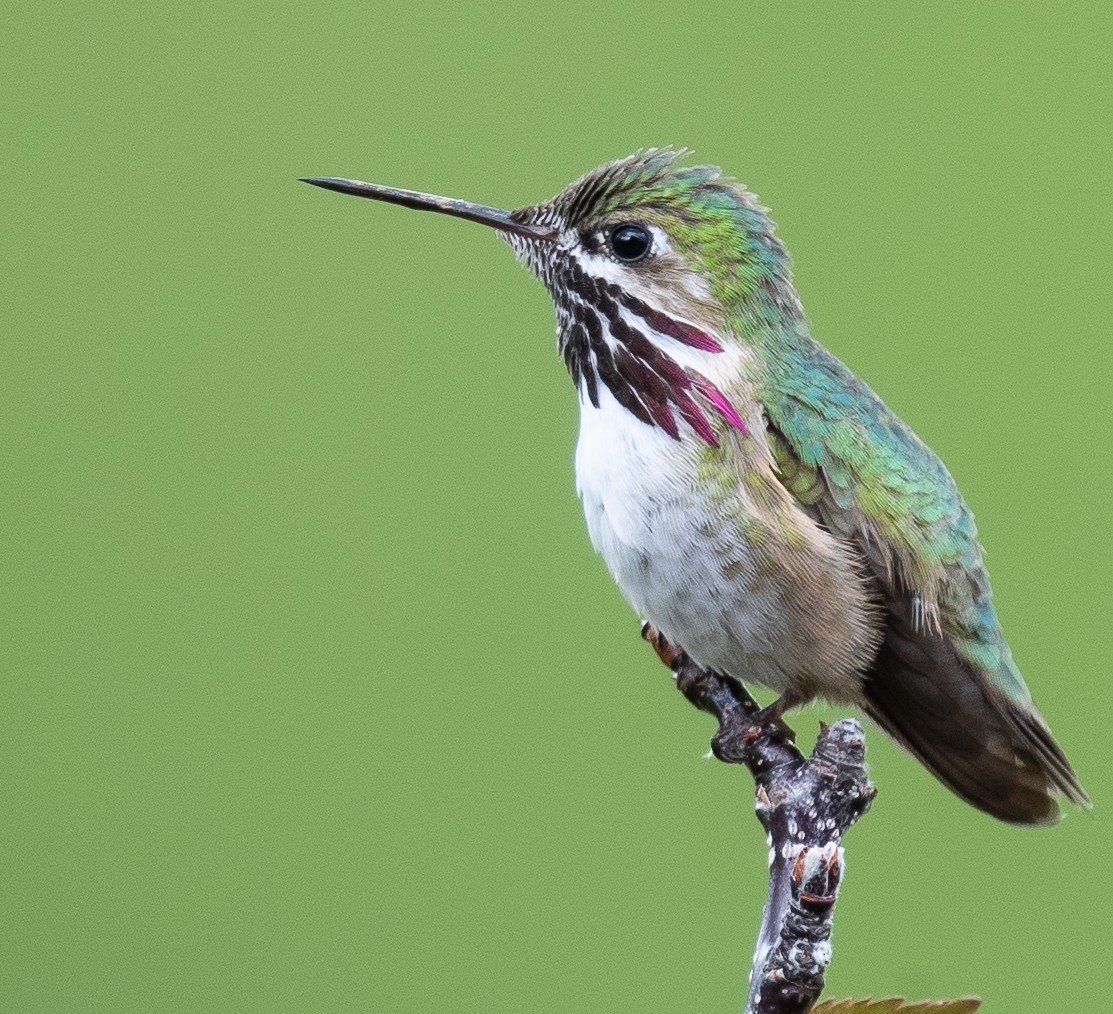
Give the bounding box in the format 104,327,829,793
643,625,876,1014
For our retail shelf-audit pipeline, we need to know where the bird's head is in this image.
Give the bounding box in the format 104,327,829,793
302,149,798,444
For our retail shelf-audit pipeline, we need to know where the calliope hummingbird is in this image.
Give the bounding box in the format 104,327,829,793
302,148,1088,825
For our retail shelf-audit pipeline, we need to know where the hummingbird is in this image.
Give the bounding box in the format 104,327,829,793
301,148,1088,825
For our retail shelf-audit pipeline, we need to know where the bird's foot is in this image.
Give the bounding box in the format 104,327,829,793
640,622,689,672
749,696,798,746
642,623,798,747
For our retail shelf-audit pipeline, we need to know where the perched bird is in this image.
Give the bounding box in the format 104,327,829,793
302,148,1088,825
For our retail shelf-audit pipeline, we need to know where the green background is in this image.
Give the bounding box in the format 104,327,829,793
4,3,1111,1011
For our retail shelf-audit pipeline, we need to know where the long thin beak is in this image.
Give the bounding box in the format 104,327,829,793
299,177,557,242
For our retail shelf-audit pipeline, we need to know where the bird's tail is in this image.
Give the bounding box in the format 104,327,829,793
862,613,1090,826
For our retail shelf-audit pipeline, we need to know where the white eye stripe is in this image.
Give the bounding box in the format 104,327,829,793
646,225,672,255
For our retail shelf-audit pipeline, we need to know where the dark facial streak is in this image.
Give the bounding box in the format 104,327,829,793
550,255,744,447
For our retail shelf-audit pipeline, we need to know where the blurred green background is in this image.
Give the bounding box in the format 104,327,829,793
3,3,1110,1011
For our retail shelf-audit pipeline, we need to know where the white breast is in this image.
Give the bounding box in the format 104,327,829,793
574,383,800,695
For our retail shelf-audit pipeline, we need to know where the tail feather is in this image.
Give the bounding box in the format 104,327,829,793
1002,705,1090,810
862,609,1088,826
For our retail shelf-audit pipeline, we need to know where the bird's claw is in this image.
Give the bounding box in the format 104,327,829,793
641,622,689,672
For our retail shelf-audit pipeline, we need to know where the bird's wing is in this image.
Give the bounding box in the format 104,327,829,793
760,361,1087,823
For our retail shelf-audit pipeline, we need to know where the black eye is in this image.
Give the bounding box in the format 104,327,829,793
607,224,653,264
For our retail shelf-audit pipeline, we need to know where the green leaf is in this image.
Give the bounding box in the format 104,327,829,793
813,999,981,1013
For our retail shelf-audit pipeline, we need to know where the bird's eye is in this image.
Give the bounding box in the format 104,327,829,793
607,224,653,264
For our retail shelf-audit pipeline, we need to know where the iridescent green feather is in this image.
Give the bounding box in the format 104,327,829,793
759,346,1032,707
